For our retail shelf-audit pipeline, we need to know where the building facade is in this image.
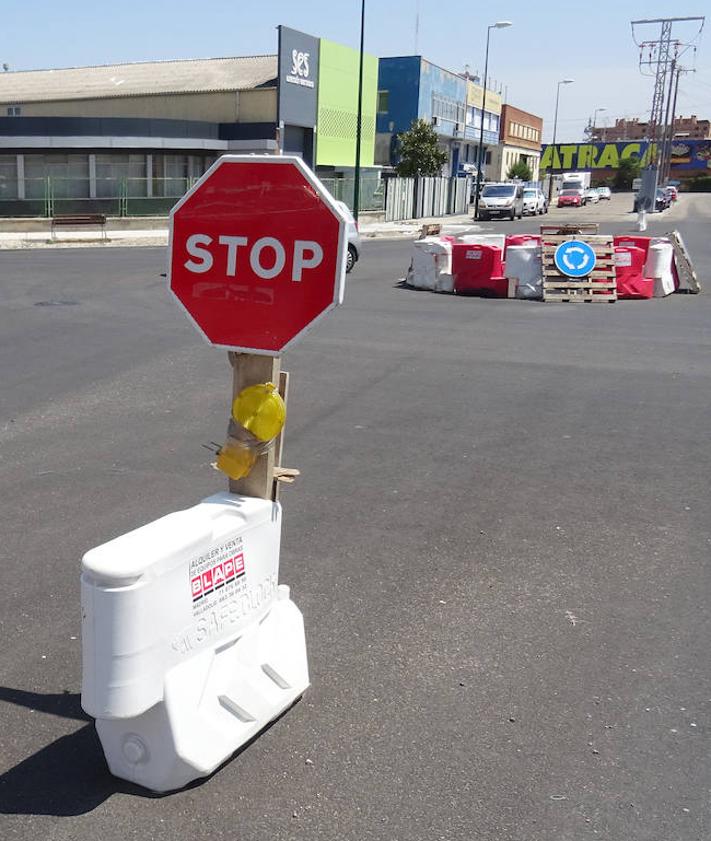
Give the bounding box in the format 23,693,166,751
0,26,378,216
488,103,542,182
593,115,711,142
375,56,501,177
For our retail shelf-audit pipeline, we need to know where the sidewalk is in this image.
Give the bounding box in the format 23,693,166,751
0,227,169,250
0,212,480,250
361,212,479,239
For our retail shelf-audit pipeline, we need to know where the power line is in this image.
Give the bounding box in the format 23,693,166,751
630,15,705,199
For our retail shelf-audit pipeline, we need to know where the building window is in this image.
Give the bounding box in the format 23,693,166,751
6,106,21,116
377,90,389,114
432,93,465,126
154,154,189,197
95,153,147,198
24,153,90,199
0,154,18,198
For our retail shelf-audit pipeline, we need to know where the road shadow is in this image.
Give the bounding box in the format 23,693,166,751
0,689,148,816
394,279,506,299
393,279,436,292
0,688,302,815
0,686,91,721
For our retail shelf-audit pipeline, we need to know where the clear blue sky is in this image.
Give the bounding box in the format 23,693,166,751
2,0,709,141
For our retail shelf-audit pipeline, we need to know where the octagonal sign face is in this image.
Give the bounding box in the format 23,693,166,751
169,155,348,355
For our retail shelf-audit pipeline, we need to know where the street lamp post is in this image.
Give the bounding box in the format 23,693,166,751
590,106,606,141
353,0,366,222
473,20,512,220
547,78,574,205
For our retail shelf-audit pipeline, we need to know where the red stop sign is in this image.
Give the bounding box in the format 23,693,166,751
168,156,348,355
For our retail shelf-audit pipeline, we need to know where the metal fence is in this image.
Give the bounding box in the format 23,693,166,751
385,176,472,222
0,173,471,221
0,175,387,218
0,177,197,218
319,175,385,212
384,177,415,221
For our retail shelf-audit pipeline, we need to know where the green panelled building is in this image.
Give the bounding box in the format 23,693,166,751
316,39,378,169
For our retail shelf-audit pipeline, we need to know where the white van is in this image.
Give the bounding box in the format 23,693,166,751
477,183,525,221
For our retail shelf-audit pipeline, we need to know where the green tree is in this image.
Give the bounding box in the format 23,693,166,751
614,156,641,190
395,119,448,177
506,159,533,182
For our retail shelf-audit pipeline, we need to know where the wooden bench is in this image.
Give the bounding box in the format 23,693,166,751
51,213,107,239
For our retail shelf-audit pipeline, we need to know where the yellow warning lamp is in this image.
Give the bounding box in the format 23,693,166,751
215,438,258,481
231,382,286,442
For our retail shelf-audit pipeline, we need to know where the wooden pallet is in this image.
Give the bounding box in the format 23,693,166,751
543,280,617,303
540,233,612,248
540,223,599,237
666,229,701,293
542,234,617,303
418,223,442,239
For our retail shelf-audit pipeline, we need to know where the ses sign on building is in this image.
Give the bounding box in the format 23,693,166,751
278,26,320,165
286,51,314,89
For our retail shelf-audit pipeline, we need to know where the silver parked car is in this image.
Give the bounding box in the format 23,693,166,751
336,201,361,273
597,186,611,200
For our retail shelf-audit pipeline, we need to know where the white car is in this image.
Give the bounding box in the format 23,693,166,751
597,186,611,200
584,187,600,204
335,201,361,273
522,187,547,215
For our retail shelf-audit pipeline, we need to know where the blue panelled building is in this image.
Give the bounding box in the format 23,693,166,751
376,56,502,177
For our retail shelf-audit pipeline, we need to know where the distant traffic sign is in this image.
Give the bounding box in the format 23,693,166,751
168,155,348,355
554,240,597,278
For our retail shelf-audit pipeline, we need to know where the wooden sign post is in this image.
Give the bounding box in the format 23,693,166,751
227,352,295,501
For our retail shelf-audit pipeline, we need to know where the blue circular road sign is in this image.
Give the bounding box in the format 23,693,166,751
554,240,597,278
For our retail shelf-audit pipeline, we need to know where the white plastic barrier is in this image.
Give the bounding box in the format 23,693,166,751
440,223,481,238
645,242,676,297
505,245,543,300
81,492,309,793
408,238,452,291
455,234,506,252
434,272,455,294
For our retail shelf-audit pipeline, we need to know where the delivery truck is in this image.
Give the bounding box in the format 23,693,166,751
561,171,591,191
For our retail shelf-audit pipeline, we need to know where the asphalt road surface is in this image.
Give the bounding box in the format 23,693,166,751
1,196,710,840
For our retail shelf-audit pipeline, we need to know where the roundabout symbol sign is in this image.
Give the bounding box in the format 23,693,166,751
554,240,597,278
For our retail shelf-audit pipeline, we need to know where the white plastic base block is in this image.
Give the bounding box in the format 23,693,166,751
409,238,452,290
645,242,675,297
95,586,308,792
505,244,543,300
81,492,309,793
